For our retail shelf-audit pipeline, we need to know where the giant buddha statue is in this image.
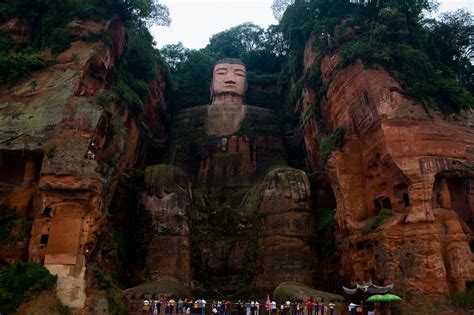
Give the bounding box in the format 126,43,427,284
136,58,316,294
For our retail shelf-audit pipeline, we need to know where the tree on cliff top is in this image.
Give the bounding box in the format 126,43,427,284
277,0,473,113
0,0,170,49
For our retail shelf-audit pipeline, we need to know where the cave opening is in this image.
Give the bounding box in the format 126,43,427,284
432,173,472,229
374,196,392,213
40,234,49,248
43,207,52,218
402,193,410,207
393,183,410,210
0,150,43,186
466,281,474,290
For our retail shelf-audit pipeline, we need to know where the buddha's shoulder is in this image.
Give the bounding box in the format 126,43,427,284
174,105,209,118
243,105,276,118
239,105,279,137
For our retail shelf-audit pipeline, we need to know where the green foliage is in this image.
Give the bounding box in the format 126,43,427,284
0,208,31,245
1,0,170,85
93,266,127,314
94,267,114,289
426,10,474,96
206,22,265,59
314,208,337,257
106,156,119,168
362,208,396,235
0,52,47,84
161,42,189,70
319,127,345,163
166,49,217,109
451,287,474,309
0,208,18,241
112,23,166,112
122,25,158,81
0,262,57,313
113,73,148,112
278,0,473,115
49,28,70,54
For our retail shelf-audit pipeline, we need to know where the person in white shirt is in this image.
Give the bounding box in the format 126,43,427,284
270,301,277,315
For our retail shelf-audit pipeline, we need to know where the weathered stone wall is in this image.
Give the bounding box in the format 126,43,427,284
298,43,474,300
0,17,168,311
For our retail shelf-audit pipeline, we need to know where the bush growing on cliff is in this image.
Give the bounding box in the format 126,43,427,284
319,128,345,163
0,208,31,244
0,262,56,313
452,287,474,309
49,28,71,54
0,52,47,83
315,208,337,258
362,208,395,235
93,266,128,314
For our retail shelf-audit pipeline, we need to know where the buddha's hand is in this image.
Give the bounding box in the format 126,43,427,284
265,167,311,202
144,164,189,198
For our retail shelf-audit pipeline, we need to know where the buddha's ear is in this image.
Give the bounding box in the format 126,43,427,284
209,82,214,100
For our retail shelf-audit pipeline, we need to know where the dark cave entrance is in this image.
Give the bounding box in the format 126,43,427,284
432,173,473,230
0,150,43,210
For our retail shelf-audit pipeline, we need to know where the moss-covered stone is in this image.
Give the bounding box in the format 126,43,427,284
273,282,344,302
123,278,191,298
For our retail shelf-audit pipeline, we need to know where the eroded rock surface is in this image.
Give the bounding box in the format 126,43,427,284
0,17,168,310
298,46,474,300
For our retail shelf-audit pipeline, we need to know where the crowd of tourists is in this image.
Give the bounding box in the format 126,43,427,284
142,298,337,315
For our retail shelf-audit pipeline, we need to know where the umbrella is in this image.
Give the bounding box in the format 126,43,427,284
367,295,384,302
382,294,401,302
367,294,401,302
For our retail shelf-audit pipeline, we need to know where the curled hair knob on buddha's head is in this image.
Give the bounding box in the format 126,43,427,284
210,58,247,105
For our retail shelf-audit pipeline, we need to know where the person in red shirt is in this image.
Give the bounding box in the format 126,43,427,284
306,300,313,315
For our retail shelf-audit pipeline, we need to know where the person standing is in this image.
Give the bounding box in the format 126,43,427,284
178,299,184,315
246,301,251,315
152,297,159,315
306,300,313,315
328,303,334,315
202,299,207,315
196,299,202,315
285,300,290,315
143,298,151,314
255,301,260,315
237,300,244,315
270,300,277,315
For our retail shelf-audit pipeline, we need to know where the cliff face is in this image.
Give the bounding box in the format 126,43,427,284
299,36,474,301
0,17,168,311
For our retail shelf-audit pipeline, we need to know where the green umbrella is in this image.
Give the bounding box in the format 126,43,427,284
367,295,384,302
383,294,401,301
367,294,401,302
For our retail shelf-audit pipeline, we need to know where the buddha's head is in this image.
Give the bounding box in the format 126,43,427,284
210,58,247,105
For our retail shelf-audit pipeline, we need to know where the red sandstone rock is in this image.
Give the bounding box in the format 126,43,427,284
0,17,168,310
299,47,474,300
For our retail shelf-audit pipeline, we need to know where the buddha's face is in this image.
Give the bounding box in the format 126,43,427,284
211,63,247,97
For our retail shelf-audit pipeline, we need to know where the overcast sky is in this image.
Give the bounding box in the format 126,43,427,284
150,0,474,50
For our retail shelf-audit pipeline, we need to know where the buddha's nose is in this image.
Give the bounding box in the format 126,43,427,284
224,79,236,84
